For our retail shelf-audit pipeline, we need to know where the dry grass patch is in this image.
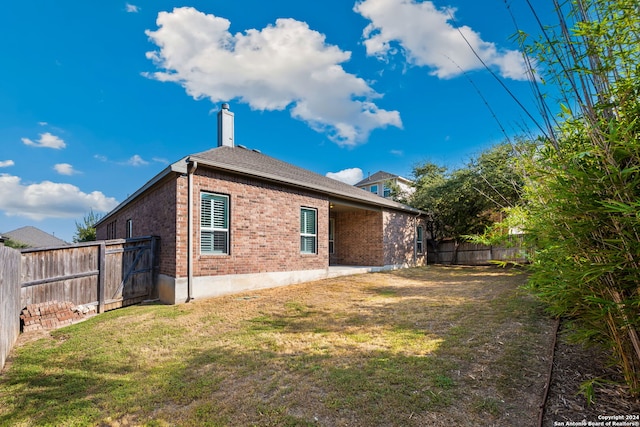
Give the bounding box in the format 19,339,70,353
0,266,554,426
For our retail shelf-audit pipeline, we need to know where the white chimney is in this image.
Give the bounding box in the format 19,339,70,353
217,103,234,147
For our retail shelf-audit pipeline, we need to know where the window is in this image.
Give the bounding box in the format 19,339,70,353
383,185,391,198
370,184,378,194
201,193,229,255
328,218,335,254
126,219,133,238
106,220,117,239
300,208,317,254
416,225,424,254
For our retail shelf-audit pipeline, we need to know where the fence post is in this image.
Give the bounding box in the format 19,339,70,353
98,241,106,313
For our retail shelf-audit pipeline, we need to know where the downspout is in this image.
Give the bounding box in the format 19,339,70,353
187,159,198,303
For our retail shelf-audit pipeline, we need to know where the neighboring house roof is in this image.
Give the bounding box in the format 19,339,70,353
98,146,424,225
3,226,69,248
355,171,413,187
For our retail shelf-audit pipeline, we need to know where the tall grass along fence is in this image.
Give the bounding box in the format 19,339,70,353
0,245,22,370
1,236,159,370
428,235,529,265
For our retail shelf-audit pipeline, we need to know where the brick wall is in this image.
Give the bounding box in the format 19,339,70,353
190,169,329,276
332,210,384,266
96,163,425,282
176,175,188,277
96,175,179,277
383,211,427,266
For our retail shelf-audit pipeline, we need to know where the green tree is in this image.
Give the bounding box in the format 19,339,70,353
518,0,640,394
469,142,524,215
2,237,28,249
73,210,101,243
382,179,408,204
409,162,452,255
409,142,524,262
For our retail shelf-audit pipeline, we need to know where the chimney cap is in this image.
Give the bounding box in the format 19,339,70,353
218,102,234,147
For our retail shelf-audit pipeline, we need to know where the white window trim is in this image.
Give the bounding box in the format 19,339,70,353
201,192,230,255
300,207,318,254
416,225,424,254
328,218,335,255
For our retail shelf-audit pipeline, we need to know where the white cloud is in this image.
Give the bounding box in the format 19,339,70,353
354,0,528,80
152,157,170,164
326,167,364,185
95,154,153,166
21,132,66,149
0,174,118,220
0,160,14,168
390,149,403,156
54,163,78,176
125,154,149,166
145,7,401,146
125,3,140,13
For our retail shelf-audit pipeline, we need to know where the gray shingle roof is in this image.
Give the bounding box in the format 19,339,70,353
3,226,69,248
99,145,424,224
189,146,422,213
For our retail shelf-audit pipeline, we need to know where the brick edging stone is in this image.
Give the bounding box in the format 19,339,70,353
20,301,97,332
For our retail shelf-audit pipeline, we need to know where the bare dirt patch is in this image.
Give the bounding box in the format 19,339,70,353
542,323,640,426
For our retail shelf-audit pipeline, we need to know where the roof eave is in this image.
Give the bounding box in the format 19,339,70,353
95,158,188,227
188,155,425,216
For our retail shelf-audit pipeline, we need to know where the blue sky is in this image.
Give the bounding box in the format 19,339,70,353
0,0,555,242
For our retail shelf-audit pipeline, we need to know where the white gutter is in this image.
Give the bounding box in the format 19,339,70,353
187,159,198,302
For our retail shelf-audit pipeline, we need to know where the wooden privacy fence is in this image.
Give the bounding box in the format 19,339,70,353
21,236,159,313
428,235,530,265
0,245,21,370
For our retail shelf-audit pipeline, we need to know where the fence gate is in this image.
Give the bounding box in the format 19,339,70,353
20,236,159,313
102,237,159,311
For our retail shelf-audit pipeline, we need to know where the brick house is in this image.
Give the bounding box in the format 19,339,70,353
96,105,427,304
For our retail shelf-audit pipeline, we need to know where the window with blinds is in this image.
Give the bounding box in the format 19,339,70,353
300,207,317,254
201,193,229,255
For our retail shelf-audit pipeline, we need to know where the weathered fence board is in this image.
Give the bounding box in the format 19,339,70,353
20,236,159,312
103,238,157,310
0,245,21,370
428,235,530,265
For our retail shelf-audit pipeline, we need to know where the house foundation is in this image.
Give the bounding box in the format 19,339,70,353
156,265,405,305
